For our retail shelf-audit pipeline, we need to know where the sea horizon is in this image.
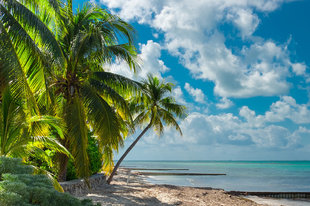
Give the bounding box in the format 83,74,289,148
120,160,310,193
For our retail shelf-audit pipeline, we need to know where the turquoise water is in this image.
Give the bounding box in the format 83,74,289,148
121,161,310,192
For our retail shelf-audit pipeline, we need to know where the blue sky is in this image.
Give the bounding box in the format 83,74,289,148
78,0,310,160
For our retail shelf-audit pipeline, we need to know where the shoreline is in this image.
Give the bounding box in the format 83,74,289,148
76,168,264,205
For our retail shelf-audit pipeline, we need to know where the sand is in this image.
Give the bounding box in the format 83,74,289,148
76,169,264,206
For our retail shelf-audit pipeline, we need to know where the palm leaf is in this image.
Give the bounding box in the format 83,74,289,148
89,78,132,121
93,71,141,95
63,95,90,178
159,97,187,118
158,108,183,135
81,83,124,151
4,0,63,61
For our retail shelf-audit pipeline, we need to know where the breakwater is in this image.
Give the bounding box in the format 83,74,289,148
228,191,310,199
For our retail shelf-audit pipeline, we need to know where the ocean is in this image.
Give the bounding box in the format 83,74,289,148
121,160,310,192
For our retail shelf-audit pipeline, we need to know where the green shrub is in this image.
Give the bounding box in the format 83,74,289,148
0,157,33,179
66,159,78,181
87,135,102,175
0,157,99,206
26,149,58,175
66,135,102,181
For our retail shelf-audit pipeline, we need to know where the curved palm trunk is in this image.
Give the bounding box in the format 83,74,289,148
106,123,152,184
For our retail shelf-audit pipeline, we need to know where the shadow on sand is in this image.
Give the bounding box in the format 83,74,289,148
80,183,177,206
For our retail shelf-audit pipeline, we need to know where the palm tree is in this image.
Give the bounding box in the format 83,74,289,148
1,0,140,181
0,0,71,188
42,1,139,181
0,0,63,106
0,87,69,159
0,87,71,191
106,74,187,184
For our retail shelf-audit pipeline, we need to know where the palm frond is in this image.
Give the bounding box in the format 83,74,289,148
102,145,114,175
102,44,139,72
89,78,132,121
4,0,63,60
158,108,183,135
93,71,141,95
63,95,90,178
159,97,187,118
81,83,124,151
153,116,164,136
133,110,151,127
0,22,42,115
29,115,65,139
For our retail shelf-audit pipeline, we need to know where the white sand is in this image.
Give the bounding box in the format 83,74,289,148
76,169,264,206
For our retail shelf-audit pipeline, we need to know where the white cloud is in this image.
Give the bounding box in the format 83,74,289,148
239,96,310,126
227,8,260,38
265,96,310,124
99,0,160,24
165,112,297,149
292,63,307,76
138,40,169,78
172,86,187,105
101,0,305,98
216,97,234,109
139,96,310,149
184,83,206,104
107,40,168,80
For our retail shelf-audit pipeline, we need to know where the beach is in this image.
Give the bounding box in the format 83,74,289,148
76,168,262,206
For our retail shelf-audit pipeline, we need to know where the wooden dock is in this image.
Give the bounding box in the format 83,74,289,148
228,191,310,199
133,172,226,176
126,168,189,171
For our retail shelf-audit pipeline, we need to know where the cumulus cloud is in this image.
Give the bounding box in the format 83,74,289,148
100,0,306,98
239,96,310,125
156,112,295,149
216,97,234,109
227,8,260,38
184,83,206,104
291,63,307,76
265,96,310,124
138,40,169,78
99,0,310,155
107,40,168,80
172,86,187,105
140,96,310,149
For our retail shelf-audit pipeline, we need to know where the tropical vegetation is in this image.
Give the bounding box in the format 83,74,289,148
1,0,140,181
0,157,99,206
0,0,186,198
107,75,187,184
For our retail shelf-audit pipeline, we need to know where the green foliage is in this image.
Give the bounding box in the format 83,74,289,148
0,87,70,162
0,157,99,206
88,135,102,175
106,75,187,183
26,149,58,175
66,159,78,181
1,0,139,181
42,1,139,179
66,135,102,181
0,157,33,180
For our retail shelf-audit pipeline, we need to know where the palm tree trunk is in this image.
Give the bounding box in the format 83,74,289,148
106,123,152,184
57,153,69,182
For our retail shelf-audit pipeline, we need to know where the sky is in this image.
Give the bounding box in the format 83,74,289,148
77,0,310,160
